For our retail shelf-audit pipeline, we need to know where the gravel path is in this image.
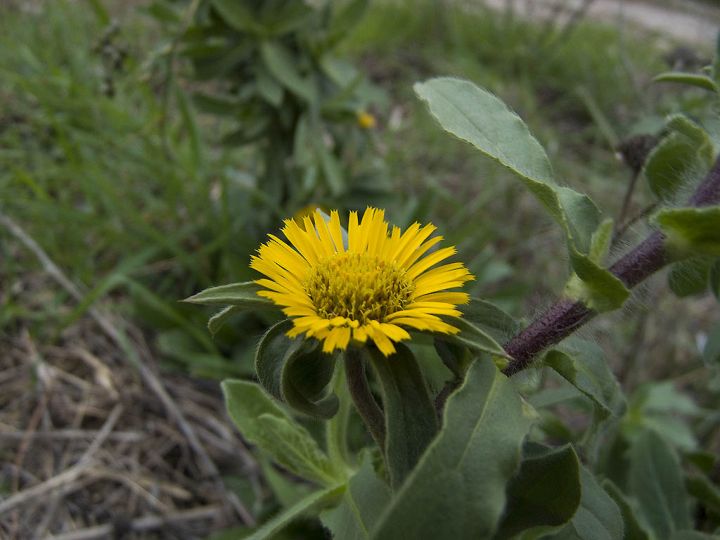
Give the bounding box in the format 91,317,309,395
483,0,720,47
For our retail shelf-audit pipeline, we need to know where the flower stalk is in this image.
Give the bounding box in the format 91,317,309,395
502,154,720,376
344,347,386,449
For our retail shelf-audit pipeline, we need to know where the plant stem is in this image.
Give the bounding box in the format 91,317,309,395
502,155,720,376
343,347,386,449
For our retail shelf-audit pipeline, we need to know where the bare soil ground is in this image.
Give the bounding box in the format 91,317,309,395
483,0,720,47
0,216,261,539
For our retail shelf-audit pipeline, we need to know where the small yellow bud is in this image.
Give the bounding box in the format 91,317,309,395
357,111,377,130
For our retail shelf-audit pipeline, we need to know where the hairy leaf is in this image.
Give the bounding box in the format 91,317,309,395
656,206,720,258
321,455,391,540
495,444,581,539
245,485,344,540
602,480,652,540
547,467,624,540
545,339,625,418
653,72,719,93
183,281,272,308
222,380,344,486
372,358,535,539
261,41,317,103
668,257,713,297
644,131,707,202
207,305,242,335
369,345,438,489
211,0,264,35
255,320,338,419
443,317,510,358
629,430,692,537
414,78,628,311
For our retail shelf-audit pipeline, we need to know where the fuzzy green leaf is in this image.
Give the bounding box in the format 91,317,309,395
565,219,628,312
261,41,317,103
369,344,438,489
668,257,713,297
669,532,719,540
414,78,591,249
281,342,339,419
245,485,344,540
222,380,344,486
654,72,719,92
602,480,652,540
444,317,510,358
566,249,630,312
254,414,344,485
211,0,264,35
547,467,624,540
255,320,338,419
414,78,628,311
703,322,720,367
544,339,625,418
666,114,715,164
656,206,720,258
372,358,535,539
710,259,720,300
494,444,581,539
320,455,391,540
629,429,692,537
255,320,294,401
183,281,272,308
207,305,242,336
460,297,519,342
687,473,720,515
644,132,707,202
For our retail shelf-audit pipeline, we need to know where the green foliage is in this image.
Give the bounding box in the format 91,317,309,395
320,455,391,540
643,115,714,202
495,444,581,539
545,339,626,418
656,206,720,258
222,379,345,486
628,430,692,537
440,317,510,358
183,281,271,307
668,257,717,297
372,359,535,539
414,77,629,312
156,0,386,208
603,480,653,540
368,345,438,489
243,485,344,540
654,72,719,93
254,320,339,419
548,466,624,540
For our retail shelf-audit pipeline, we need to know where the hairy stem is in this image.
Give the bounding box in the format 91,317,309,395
502,155,720,376
344,347,386,449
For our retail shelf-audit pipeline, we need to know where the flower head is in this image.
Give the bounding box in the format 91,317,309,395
251,208,473,356
357,111,377,130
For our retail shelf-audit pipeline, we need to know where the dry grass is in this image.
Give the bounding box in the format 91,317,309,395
0,217,263,539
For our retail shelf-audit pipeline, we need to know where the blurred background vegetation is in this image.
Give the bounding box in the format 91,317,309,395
1,0,719,537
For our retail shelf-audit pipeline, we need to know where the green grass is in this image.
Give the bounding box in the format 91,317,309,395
0,1,271,377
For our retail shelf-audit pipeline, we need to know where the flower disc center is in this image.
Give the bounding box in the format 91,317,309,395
305,252,414,324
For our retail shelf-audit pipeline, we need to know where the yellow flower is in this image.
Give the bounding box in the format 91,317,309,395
357,111,377,129
251,208,474,356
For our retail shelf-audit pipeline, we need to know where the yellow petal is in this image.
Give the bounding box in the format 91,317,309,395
328,210,346,253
